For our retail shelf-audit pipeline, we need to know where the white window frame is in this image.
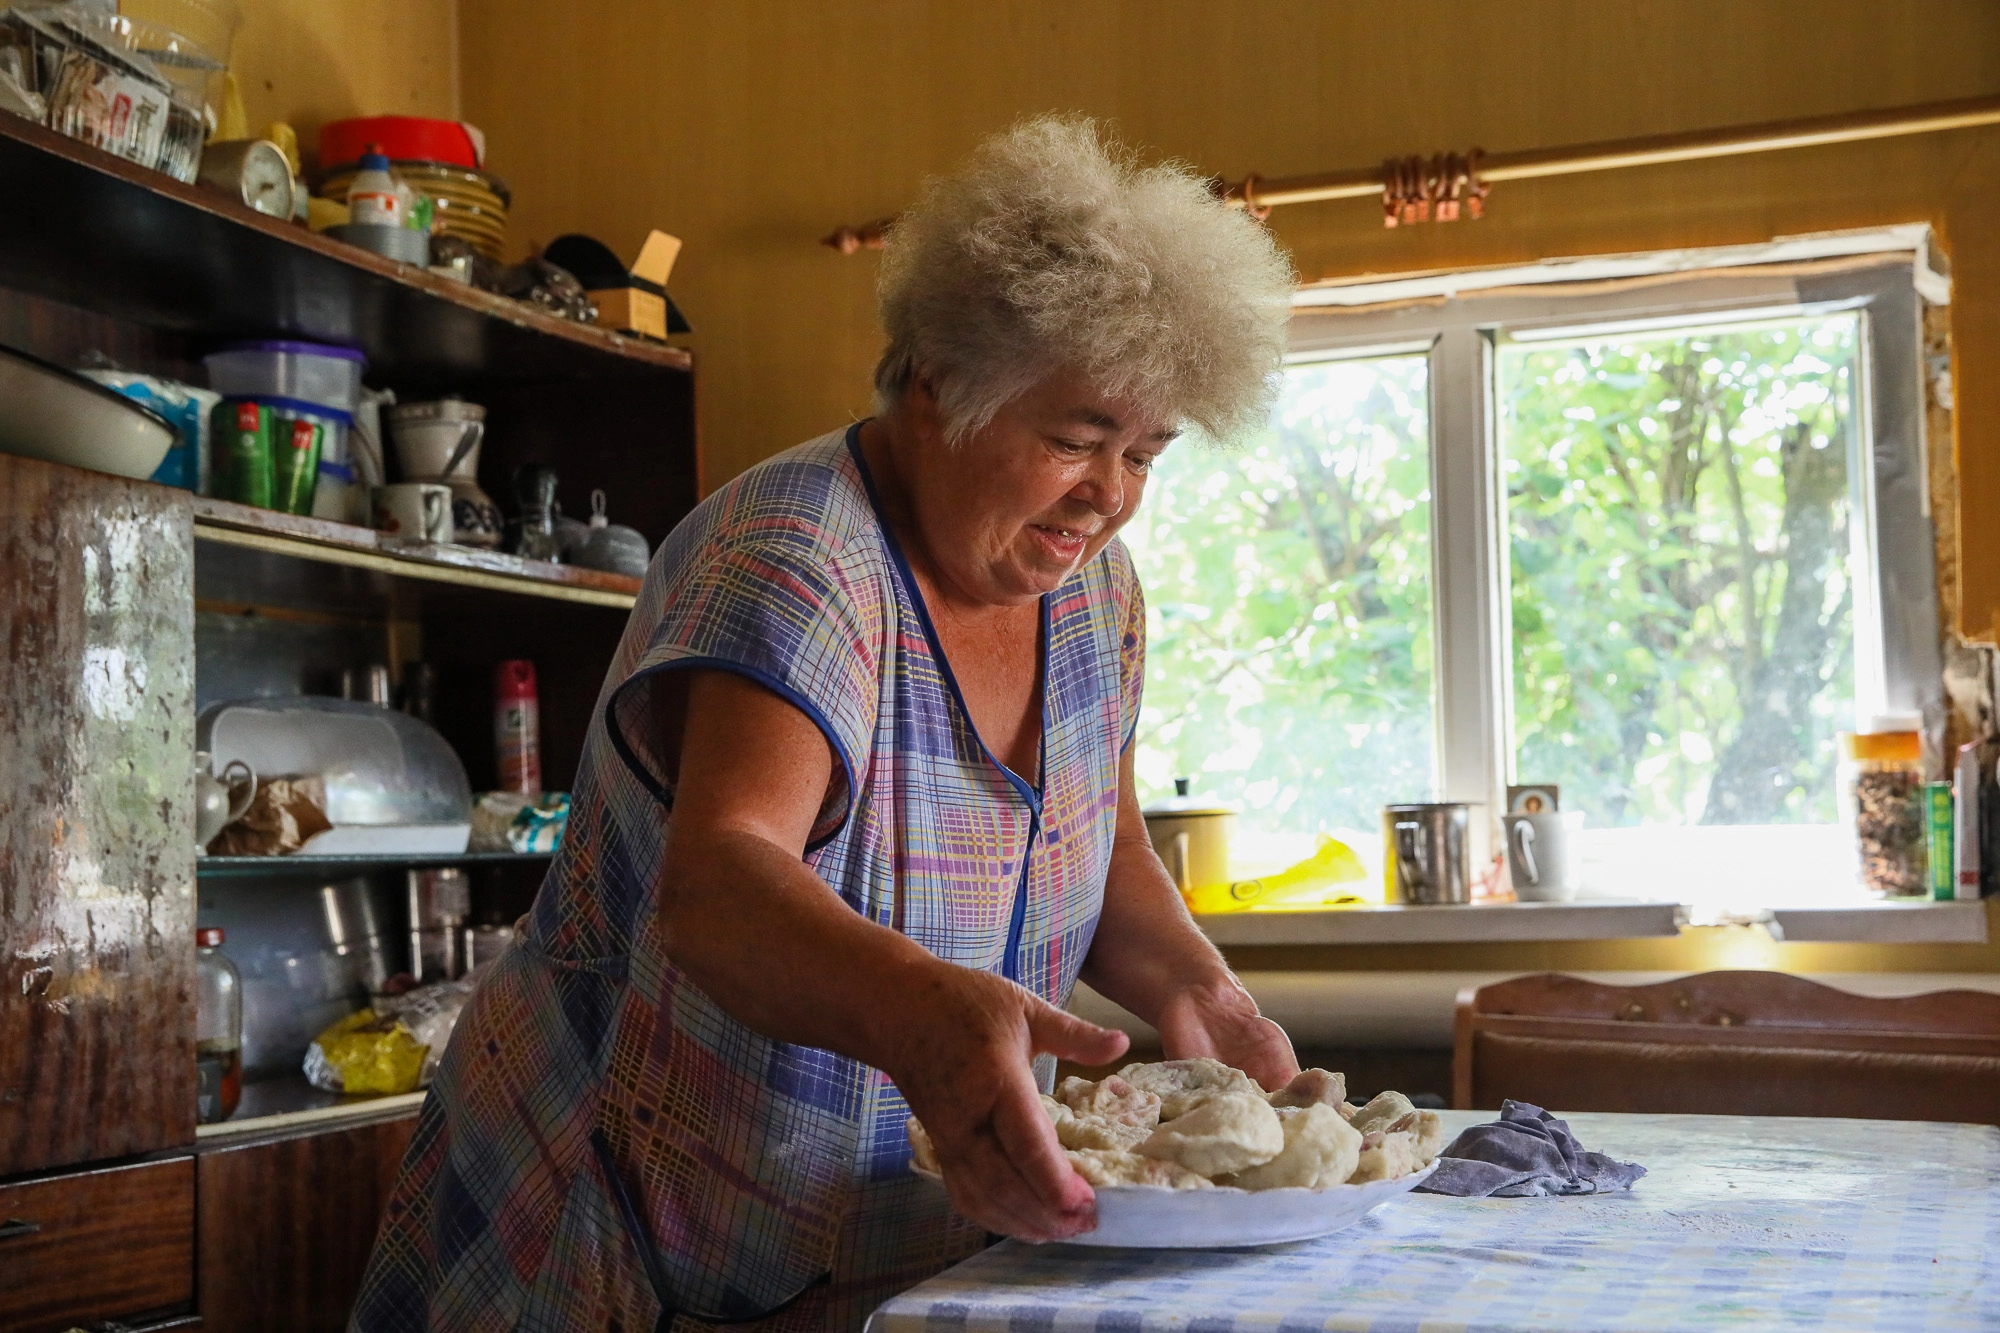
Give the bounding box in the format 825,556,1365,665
1284,228,1946,874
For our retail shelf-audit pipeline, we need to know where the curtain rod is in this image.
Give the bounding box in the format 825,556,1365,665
821,92,2000,253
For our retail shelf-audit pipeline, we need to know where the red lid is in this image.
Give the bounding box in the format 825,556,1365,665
319,116,484,173
197,927,225,947
494,659,537,703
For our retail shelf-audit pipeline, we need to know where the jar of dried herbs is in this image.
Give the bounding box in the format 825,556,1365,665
1837,718,1927,898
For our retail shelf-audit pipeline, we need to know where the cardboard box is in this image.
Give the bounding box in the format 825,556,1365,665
544,231,688,340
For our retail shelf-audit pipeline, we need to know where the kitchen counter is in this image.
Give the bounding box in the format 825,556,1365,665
867,1110,2000,1332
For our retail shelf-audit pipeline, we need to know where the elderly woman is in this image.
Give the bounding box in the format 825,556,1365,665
353,117,1296,1333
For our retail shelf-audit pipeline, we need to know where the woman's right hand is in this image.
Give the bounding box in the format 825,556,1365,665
880,961,1130,1242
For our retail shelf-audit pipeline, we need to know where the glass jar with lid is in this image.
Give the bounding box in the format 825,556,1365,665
1836,714,1927,898
196,926,243,1123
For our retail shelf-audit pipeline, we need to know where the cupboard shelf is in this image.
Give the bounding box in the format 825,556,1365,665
0,113,689,389
192,496,641,608
196,851,555,879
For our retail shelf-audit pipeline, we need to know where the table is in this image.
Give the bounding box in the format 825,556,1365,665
867,1111,2000,1332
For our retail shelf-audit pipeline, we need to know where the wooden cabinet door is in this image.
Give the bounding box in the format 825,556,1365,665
0,457,196,1175
196,1115,417,1333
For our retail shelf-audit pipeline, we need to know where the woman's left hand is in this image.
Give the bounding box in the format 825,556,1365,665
1154,975,1300,1091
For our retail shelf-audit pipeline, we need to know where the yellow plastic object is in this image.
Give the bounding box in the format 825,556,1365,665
1184,835,1369,914
307,196,352,233
311,1009,428,1095
211,71,248,143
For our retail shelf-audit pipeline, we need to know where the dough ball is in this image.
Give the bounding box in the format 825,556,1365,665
1348,1092,1441,1161
1057,1113,1152,1153
1230,1104,1363,1191
1066,1148,1214,1190
1346,1127,1426,1183
1348,1090,1416,1135
1119,1057,1261,1119
1056,1074,1162,1129
1139,1091,1285,1177
906,1116,941,1175
1267,1068,1348,1110
1039,1095,1073,1127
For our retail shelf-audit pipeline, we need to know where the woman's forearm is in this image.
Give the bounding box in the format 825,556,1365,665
1078,826,1239,1020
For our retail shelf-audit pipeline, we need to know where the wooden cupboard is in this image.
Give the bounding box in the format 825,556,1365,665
0,112,694,1330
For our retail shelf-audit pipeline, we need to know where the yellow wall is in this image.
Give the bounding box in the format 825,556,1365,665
227,0,459,171
457,0,2000,633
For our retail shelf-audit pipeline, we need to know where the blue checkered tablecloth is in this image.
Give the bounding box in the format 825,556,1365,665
866,1112,2000,1332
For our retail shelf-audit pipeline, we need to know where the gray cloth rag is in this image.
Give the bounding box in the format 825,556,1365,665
1414,1099,1648,1198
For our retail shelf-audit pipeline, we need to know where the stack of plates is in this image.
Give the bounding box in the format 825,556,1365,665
319,161,511,260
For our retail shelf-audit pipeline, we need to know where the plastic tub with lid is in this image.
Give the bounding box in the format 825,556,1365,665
204,341,367,415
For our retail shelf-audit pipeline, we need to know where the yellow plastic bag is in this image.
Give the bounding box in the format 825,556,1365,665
1184,835,1368,914
304,1009,428,1095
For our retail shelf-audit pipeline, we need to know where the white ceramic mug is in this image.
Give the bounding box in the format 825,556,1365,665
1505,811,1577,901
373,482,453,543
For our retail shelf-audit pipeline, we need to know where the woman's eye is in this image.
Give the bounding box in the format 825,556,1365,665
1125,454,1157,475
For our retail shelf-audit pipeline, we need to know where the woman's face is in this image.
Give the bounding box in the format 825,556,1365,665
905,368,1177,606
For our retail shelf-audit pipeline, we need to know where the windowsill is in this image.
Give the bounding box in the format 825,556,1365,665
1191,895,1991,946
1195,897,1686,945
1767,899,1988,944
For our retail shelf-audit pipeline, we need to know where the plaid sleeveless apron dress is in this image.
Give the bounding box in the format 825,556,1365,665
351,425,1145,1332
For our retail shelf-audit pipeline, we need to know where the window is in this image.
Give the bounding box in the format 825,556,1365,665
1125,233,1944,910
1128,353,1434,865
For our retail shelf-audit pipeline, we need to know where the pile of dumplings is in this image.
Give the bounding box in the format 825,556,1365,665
908,1057,1443,1192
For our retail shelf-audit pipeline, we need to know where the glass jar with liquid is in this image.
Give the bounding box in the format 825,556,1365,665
196,926,243,1123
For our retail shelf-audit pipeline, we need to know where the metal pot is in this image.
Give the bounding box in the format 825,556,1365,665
1143,779,1236,895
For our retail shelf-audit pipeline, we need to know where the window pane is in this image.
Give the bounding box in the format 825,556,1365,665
1499,315,1860,831
1125,354,1435,846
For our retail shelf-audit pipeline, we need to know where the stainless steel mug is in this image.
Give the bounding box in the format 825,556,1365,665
1383,803,1473,904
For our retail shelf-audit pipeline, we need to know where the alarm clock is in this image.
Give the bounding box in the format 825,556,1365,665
197,139,297,220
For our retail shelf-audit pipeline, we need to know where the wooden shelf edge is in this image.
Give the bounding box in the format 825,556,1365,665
192,496,641,608
0,112,691,375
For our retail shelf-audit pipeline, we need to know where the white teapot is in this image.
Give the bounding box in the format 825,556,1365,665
195,751,257,853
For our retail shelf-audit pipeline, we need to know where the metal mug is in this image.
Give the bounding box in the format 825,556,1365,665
1505,811,1577,902
1382,803,1473,905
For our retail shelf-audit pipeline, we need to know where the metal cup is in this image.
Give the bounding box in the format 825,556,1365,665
1383,803,1473,904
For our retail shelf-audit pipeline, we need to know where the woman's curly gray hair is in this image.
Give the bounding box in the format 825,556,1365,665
873,116,1293,444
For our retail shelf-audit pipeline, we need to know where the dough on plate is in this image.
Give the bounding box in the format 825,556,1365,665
1119,1057,1261,1119
1348,1090,1415,1134
1066,1148,1214,1190
1039,1095,1073,1127
1346,1127,1427,1183
1228,1103,1364,1190
1349,1092,1443,1160
1055,1074,1162,1129
1267,1067,1348,1110
1057,1114,1152,1153
1138,1091,1285,1176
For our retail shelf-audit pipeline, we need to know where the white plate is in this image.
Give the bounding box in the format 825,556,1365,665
915,1159,1437,1248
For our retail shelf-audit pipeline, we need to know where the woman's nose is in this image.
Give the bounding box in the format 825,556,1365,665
1072,453,1126,518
